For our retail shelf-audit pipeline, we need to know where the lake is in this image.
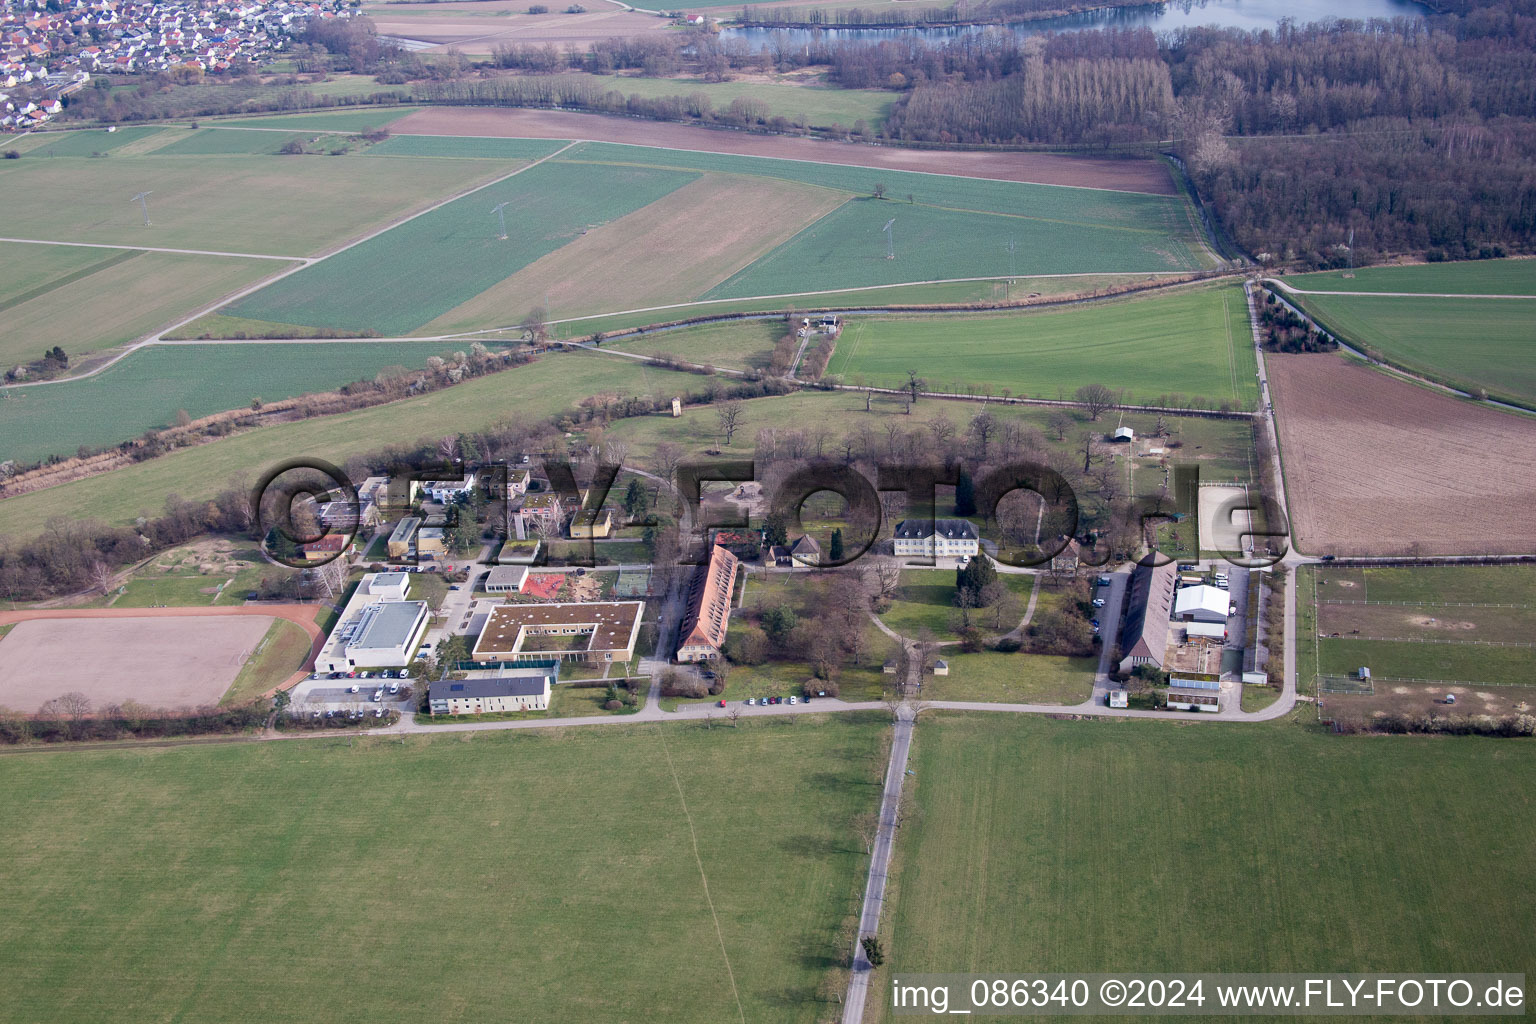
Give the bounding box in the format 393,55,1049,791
720,0,1430,49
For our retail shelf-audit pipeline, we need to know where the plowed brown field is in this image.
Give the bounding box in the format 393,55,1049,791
1267,354,1536,555
389,107,1179,194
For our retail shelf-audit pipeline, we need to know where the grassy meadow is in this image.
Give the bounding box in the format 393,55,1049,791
0,248,286,367
1285,258,1536,295
827,283,1259,408
0,341,494,464
1288,290,1536,407
0,715,888,1023
873,713,1536,1022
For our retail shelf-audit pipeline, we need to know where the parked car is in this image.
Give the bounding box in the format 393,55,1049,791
372,691,383,702
1096,576,1112,586
348,685,359,693
1229,604,1239,615
702,670,717,680
716,700,727,708
1321,554,1337,562
788,696,797,705
1092,598,1106,608
746,698,756,706
1091,619,1101,629
374,708,384,718
388,684,400,695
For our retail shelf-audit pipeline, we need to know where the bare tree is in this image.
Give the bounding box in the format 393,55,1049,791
439,435,460,462
853,811,879,854
728,704,742,727
1074,383,1117,421
651,442,684,492
603,437,631,471
520,306,548,343
905,370,928,404
59,691,92,737
968,411,997,460
1079,432,1098,473
925,414,956,451
1047,410,1074,441
716,402,744,448
862,557,903,603
88,559,115,596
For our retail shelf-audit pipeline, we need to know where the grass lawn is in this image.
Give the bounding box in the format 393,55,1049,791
1316,636,1533,686
879,570,1034,641
221,618,312,705
1355,564,1536,604
0,715,888,1023
1240,683,1282,712
110,574,224,608
1285,258,1536,295
872,713,1536,1022
543,540,652,565
827,282,1259,409
0,149,511,257
918,650,1095,704
415,683,643,721
662,659,894,711
607,318,787,372
205,108,420,131
1290,290,1536,407
0,249,287,368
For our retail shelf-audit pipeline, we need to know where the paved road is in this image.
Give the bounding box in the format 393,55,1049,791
843,703,914,1024
1265,278,1536,300
1091,570,1126,704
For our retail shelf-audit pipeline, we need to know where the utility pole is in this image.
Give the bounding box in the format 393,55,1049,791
130,191,152,226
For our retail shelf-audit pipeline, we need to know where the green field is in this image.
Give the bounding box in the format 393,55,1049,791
1286,258,1536,295
224,159,696,334
1289,291,1536,407
153,127,312,155
0,715,887,1022
0,341,487,464
879,570,1035,641
827,283,1259,407
221,618,312,704
1316,636,1532,685
917,650,1096,704
206,108,419,131
1353,564,1536,604
0,352,700,538
706,198,1203,299
542,72,895,128
874,713,1536,1022
0,248,286,367
21,125,172,157
609,318,786,371
0,148,510,256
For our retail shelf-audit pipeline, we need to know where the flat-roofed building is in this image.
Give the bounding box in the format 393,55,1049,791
387,517,420,560
315,571,429,673
484,565,529,594
677,545,738,662
1166,675,1222,712
570,508,615,539
429,669,554,715
417,527,446,558
473,601,644,664
412,473,477,504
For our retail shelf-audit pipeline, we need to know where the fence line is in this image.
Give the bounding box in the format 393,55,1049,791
1318,599,1532,609
1327,635,1535,649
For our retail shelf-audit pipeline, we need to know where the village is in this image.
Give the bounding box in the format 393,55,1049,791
0,0,350,129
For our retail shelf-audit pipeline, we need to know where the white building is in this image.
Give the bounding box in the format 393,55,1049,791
1175,584,1230,623
315,572,429,673
429,670,554,715
1166,676,1222,712
892,519,980,559
484,565,529,594
413,473,477,504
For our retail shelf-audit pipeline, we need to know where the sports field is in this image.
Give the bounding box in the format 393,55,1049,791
1288,291,1536,407
826,283,1259,408
0,614,272,710
0,341,484,464
0,248,286,366
873,713,1536,1022
0,146,514,256
1307,564,1536,687
0,715,887,1022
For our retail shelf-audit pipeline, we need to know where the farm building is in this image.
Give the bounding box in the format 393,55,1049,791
473,601,644,665
429,669,554,715
1182,621,1227,641
677,545,739,663
570,509,615,539
386,517,420,559
1117,559,1177,674
892,519,980,559
1166,676,1222,712
1175,585,1229,623
315,572,429,673
1112,427,1135,442
484,565,529,594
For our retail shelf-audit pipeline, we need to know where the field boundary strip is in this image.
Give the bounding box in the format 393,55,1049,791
396,133,1179,197
0,236,305,262
0,248,142,314
1320,600,1532,608
652,725,748,1024
1332,636,1536,648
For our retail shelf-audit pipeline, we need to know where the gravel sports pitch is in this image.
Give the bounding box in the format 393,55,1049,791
0,613,275,711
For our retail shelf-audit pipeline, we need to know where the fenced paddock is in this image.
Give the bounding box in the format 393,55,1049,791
0,615,273,712
613,568,653,598
1318,674,1374,695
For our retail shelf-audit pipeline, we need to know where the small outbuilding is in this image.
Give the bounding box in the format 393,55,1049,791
1112,426,1135,442
1108,690,1129,708
932,658,949,677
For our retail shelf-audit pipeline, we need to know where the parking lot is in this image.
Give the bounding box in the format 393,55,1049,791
289,674,416,713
